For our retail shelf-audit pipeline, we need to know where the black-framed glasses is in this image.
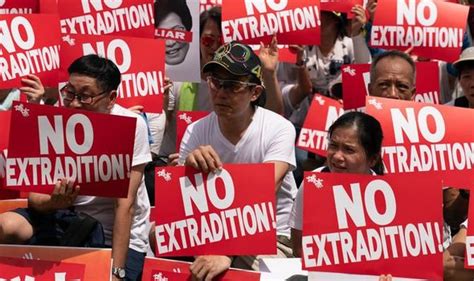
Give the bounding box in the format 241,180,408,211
207,76,258,92
60,84,110,105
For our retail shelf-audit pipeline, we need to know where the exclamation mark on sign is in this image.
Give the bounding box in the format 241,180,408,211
158,70,164,95
434,222,443,252
314,6,321,26
268,202,276,229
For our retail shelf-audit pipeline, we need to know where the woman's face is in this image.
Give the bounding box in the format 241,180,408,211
200,18,222,66
158,12,190,65
327,126,375,174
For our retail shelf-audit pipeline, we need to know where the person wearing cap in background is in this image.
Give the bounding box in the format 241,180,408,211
450,46,474,108
178,41,297,280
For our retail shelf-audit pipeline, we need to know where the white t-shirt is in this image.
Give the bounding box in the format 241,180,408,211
74,104,152,253
179,107,297,237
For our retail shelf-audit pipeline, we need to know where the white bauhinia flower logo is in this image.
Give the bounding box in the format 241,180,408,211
14,104,30,117
315,96,325,105
306,174,324,188
157,168,172,181
368,98,383,110
62,34,76,46
343,66,356,76
178,113,193,124
153,272,169,281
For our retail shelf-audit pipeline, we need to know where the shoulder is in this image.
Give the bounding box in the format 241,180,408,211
111,104,148,131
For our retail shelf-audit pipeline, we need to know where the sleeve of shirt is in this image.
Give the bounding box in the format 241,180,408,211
289,183,304,230
178,122,199,165
132,114,152,167
263,118,297,170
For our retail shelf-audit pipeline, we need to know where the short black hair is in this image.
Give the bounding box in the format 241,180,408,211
328,111,384,174
67,54,121,92
200,6,221,37
154,0,192,31
370,50,416,84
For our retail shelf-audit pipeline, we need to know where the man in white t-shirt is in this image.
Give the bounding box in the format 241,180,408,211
178,41,297,280
0,55,151,281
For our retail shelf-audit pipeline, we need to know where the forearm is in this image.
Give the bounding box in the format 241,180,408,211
28,192,56,213
352,34,372,64
263,71,284,115
112,202,134,268
289,66,312,107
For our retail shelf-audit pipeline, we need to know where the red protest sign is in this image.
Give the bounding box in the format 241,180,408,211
302,172,443,279
342,62,440,110
0,111,11,151
153,164,276,256
0,0,38,14
0,245,112,280
143,257,261,281
341,64,371,110
297,94,344,156
366,96,474,189
60,34,165,113
5,101,136,197
0,14,61,89
320,0,363,15
200,0,222,13
176,111,210,152
0,256,85,281
58,0,154,37
222,0,321,45
414,61,440,104
40,0,58,14
370,0,468,62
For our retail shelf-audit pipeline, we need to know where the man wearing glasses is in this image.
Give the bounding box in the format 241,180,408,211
0,54,151,281
178,42,297,280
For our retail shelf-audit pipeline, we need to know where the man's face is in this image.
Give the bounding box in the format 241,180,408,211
459,66,474,108
369,57,416,100
207,67,262,119
62,74,115,113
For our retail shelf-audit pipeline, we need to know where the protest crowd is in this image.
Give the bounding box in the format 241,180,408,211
0,0,474,280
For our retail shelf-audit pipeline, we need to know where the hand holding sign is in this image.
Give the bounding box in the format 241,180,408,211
49,179,80,210
185,145,223,173
19,74,45,104
190,255,233,281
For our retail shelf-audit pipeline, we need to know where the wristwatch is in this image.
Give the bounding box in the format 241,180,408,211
112,267,126,279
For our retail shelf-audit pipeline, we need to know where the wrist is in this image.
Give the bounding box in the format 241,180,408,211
112,266,126,279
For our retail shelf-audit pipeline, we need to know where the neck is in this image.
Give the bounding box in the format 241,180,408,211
218,106,256,145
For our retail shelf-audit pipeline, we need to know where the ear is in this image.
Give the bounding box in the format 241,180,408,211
368,154,379,169
250,85,263,102
106,90,117,110
410,86,416,101
368,82,373,96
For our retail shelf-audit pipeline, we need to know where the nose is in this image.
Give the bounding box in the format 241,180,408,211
67,97,83,109
332,149,345,162
385,84,401,100
166,39,176,47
